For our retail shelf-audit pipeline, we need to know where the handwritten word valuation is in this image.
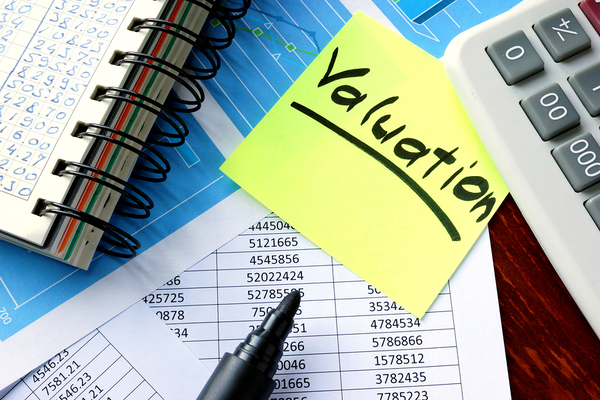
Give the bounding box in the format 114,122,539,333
292,47,499,241
221,12,507,317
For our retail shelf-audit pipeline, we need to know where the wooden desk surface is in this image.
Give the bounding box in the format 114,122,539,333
488,195,600,398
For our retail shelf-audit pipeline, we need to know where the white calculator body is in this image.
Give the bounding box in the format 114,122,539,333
445,0,600,337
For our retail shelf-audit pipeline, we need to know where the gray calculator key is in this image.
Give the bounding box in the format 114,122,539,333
552,133,600,192
569,62,600,117
534,9,591,62
486,30,544,85
521,83,580,140
585,194,600,230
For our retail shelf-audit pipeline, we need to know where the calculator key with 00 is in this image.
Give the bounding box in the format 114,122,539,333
445,0,600,338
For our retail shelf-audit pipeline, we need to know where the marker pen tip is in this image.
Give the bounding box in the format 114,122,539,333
277,290,301,318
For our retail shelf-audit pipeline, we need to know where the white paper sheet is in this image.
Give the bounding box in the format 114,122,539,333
147,214,512,399
0,301,210,400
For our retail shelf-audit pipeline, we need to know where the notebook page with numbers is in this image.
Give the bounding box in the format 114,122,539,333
0,0,248,269
444,0,600,337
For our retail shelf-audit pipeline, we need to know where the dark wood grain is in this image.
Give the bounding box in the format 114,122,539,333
488,195,600,399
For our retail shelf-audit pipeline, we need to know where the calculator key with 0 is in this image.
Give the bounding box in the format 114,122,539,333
444,0,600,337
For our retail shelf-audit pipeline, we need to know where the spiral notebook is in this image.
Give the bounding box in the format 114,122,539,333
0,0,247,269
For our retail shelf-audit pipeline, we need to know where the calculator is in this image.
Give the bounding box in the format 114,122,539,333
444,0,600,338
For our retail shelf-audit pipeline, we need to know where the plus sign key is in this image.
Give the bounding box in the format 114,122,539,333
533,8,591,62
581,0,600,35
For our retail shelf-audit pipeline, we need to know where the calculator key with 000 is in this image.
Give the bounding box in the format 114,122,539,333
445,0,600,338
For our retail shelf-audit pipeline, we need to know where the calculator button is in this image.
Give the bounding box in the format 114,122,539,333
486,30,544,85
585,194,600,230
569,62,600,117
533,9,591,62
552,133,600,192
581,0,600,36
521,83,580,141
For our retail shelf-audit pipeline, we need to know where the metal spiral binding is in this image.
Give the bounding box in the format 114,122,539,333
36,0,251,260
110,50,206,112
179,0,240,49
93,85,189,146
207,0,252,18
33,200,141,258
129,16,223,82
73,122,171,183
52,160,154,219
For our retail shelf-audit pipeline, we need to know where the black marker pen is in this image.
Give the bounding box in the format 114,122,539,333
196,290,301,400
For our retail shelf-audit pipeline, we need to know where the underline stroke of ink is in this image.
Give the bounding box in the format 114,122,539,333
290,101,461,242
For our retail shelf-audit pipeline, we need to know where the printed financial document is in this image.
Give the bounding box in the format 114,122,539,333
0,0,521,388
147,214,512,399
0,302,210,400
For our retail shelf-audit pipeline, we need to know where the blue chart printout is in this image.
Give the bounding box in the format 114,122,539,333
197,0,522,140
187,1,352,137
372,0,522,57
396,0,459,24
0,0,521,389
192,1,351,137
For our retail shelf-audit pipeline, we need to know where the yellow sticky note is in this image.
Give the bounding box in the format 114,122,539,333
221,12,508,317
